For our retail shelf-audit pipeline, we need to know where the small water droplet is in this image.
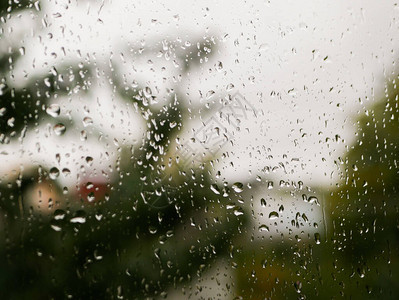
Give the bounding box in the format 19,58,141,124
233,209,244,216
51,224,62,231
49,167,60,180
85,156,93,166
216,61,223,71
46,104,60,117
7,117,15,127
210,184,221,194
70,211,86,224
44,77,51,87
83,116,93,127
206,90,215,99
19,47,25,56
259,43,269,52
269,211,279,220
149,226,158,234
294,281,302,293
80,130,87,141
62,168,71,177
0,107,6,116
0,83,7,96
357,266,366,278
143,86,152,98
87,192,95,202
260,198,267,207
232,182,244,193
258,224,269,232
53,123,66,136
70,216,86,224
314,232,321,244
53,209,66,220
226,83,234,91
308,196,320,205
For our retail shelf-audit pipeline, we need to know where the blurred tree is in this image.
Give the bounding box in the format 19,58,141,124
231,76,399,299
322,74,399,298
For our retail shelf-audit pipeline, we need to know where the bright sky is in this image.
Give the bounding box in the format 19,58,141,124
1,0,398,191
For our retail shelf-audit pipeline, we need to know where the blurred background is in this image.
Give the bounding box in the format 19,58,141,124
0,0,399,299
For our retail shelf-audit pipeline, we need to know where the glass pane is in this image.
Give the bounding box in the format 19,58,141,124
1,0,398,298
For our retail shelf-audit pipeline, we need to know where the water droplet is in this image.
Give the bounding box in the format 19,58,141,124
259,43,269,52
83,116,93,127
85,156,93,166
0,107,6,117
62,168,71,177
226,83,234,91
314,232,321,244
87,192,95,202
63,187,68,194
80,130,87,141
233,209,244,216
149,226,158,234
50,224,62,232
53,123,66,136
206,90,215,99
260,198,267,207
210,184,221,194
143,86,152,98
294,281,302,293
269,211,279,220
232,182,244,193
258,224,269,232
0,83,7,96
53,209,66,220
49,167,60,180
7,117,15,127
216,61,223,71
70,216,86,224
308,196,320,205
70,211,86,224
44,77,51,87
46,104,60,118
357,266,366,278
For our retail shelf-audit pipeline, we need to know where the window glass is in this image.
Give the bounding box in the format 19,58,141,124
1,1,398,298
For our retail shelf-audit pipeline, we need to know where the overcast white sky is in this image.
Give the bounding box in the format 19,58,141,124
1,0,399,191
